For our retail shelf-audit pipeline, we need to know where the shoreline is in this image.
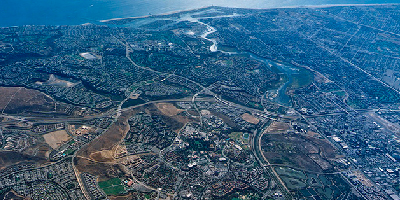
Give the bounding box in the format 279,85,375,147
281,3,399,8
99,5,214,23
99,3,399,23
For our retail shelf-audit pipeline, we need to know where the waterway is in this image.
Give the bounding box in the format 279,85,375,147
218,45,312,107
248,53,313,107
249,54,298,107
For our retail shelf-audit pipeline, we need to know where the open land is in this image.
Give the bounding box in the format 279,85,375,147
0,87,55,114
1,4,400,200
155,103,183,117
241,113,260,124
43,130,71,149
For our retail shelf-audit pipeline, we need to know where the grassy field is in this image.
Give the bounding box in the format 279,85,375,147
229,132,250,150
274,166,351,199
98,178,125,196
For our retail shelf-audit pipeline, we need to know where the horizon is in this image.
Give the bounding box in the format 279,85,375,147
100,3,400,23
0,0,399,27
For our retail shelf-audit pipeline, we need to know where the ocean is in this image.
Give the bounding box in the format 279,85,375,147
0,0,398,27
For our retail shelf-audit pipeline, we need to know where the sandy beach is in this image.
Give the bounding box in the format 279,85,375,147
99,3,399,24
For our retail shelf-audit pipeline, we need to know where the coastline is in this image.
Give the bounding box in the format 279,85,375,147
99,3,399,24
281,3,399,8
99,5,215,23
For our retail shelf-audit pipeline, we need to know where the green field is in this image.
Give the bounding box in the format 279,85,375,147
275,167,351,199
229,132,243,141
229,132,250,150
275,167,306,180
98,178,125,196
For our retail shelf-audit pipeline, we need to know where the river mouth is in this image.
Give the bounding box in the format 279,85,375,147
218,45,313,107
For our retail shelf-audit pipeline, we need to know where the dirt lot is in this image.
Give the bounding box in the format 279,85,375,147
78,109,136,161
0,87,55,114
0,87,19,110
305,130,320,138
241,113,260,124
149,103,189,131
43,130,71,149
155,103,183,116
46,74,77,87
76,103,195,185
24,143,52,159
90,150,116,162
75,157,125,182
353,170,373,187
265,121,291,133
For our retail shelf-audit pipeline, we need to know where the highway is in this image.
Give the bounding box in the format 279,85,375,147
250,121,292,198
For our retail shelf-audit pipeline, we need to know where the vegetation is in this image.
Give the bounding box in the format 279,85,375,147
98,178,125,196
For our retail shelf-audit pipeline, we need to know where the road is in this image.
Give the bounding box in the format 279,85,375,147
250,122,292,198
0,32,310,199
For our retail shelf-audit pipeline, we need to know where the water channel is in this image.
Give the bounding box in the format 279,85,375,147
218,46,313,107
